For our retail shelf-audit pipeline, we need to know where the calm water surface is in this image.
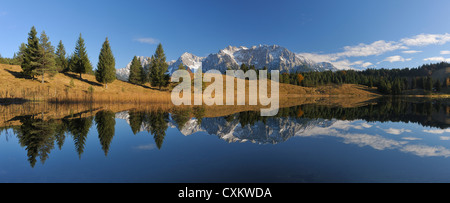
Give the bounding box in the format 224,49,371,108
1,98,450,183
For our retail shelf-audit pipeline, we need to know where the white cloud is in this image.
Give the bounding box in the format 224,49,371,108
297,40,407,70
298,33,450,70
423,129,450,134
330,60,360,70
362,62,374,68
134,37,159,45
386,128,412,135
299,53,339,63
382,55,412,63
377,126,412,135
400,145,450,157
294,120,450,158
402,50,422,54
423,57,450,62
440,136,450,140
401,33,450,46
441,50,450,55
297,53,361,70
360,123,373,128
340,133,404,150
402,137,422,141
336,40,408,58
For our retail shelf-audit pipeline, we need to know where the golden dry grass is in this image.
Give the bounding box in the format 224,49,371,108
186,72,380,104
0,64,172,104
0,64,379,106
0,67,379,128
0,102,175,128
0,95,378,128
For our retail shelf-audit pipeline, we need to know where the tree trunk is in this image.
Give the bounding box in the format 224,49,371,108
80,73,82,80
42,72,44,84
105,83,107,89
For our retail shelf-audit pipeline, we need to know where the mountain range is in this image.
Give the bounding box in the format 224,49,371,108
115,110,335,144
116,45,338,81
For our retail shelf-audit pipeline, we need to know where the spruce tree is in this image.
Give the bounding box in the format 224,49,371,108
145,110,169,149
148,43,170,90
55,40,68,72
21,26,41,79
240,64,249,72
36,31,57,83
95,37,116,88
435,80,442,92
128,56,144,85
67,116,93,158
73,34,93,79
13,43,27,65
128,110,144,135
67,53,77,72
426,76,433,91
95,110,116,156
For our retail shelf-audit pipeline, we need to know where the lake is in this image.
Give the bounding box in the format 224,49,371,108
1,97,450,183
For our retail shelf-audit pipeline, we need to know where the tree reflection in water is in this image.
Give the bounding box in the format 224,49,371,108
3,97,450,167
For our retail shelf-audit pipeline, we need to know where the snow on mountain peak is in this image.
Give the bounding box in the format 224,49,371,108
115,45,338,81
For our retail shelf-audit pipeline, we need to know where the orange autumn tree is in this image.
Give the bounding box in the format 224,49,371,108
297,108,304,117
297,73,304,86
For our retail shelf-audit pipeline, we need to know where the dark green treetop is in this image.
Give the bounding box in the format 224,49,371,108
148,43,170,90
73,34,93,79
128,56,145,85
55,40,68,72
36,31,57,83
95,37,116,88
21,26,41,78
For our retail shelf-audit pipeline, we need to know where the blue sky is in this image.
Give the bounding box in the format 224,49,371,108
1,0,450,70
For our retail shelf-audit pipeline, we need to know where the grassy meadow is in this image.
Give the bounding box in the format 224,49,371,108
0,64,382,105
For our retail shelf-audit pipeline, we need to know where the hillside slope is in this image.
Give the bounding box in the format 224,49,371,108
0,64,171,103
0,64,379,104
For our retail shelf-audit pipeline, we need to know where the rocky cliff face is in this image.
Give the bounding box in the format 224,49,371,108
167,52,205,74
202,45,337,73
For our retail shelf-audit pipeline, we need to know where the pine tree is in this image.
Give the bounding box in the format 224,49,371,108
36,31,57,83
128,110,145,135
21,26,41,79
145,110,169,149
240,64,249,72
434,80,442,92
12,43,27,65
95,110,115,156
128,56,144,85
412,77,417,89
67,116,93,158
55,40,68,72
16,115,58,167
426,76,433,92
73,34,93,79
148,43,169,90
95,37,116,88
67,53,75,72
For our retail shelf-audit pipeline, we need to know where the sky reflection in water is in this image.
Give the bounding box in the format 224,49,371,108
0,98,450,183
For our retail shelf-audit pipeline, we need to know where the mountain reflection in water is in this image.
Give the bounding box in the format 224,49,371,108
0,97,449,169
